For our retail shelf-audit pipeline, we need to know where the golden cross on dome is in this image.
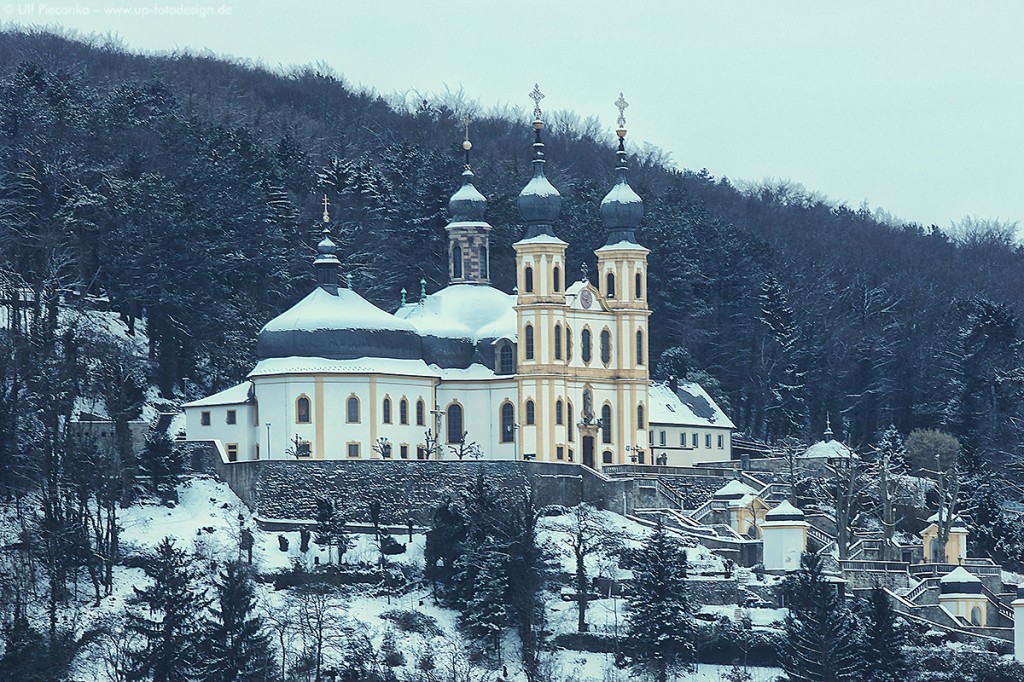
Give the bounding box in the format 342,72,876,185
615,92,629,128
322,194,330,223
529,83,545,120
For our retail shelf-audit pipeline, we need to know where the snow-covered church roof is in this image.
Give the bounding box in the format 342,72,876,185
257,287,422,361
182,381,252,408
395,284,516,343
648,382,735,429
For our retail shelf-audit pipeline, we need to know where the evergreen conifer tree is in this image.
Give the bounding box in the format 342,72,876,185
624,519,695,682
313,498,348,564
126,537,209,682
424,498,467,587
782,553,864,682
200,561,278,682
861,585,904,682
453,540,508,655
139,428,182,500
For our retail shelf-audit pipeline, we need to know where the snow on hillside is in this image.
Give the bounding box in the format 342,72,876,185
6,476,785,681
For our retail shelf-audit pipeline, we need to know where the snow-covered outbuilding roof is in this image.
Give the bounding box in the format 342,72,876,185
648,382,735,429
257,287,422,362
940,566,980,584
765,500,805,521
713,479,759,500
800,440,857,460
182,381,252,408
939,566,983,595
924,511,969,533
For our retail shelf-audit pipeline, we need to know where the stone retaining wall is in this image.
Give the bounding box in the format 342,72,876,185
180,442,680,527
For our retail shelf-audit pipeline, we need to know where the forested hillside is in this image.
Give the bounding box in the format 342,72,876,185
1,29,1022,469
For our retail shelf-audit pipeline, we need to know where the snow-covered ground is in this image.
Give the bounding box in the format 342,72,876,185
2,476,786,681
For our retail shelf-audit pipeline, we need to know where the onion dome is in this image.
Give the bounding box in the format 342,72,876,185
448,126,488,222
517,84,563,238
765,500,805,522
600,93,643,245
448,169,487,222
314,195,342,293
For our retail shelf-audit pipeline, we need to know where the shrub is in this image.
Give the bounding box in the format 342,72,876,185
379,609,442,637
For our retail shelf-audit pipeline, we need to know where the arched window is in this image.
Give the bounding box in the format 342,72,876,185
452,244,463,279
637,404,645,429
498,342,515,374
636,329,644,365
606,272,616,298
601,404,612,444
447,403,464,443
553,266,561,292
416,399,425,426
581,329,592,363
602,451,613,464
556,399,564,425
296,396,311,424
346,396,360,423
524,266,534,293
382,397,392,424
567,402,574,441
524,324,535,360
566,326,573,361
600,329,612,365
635,271,643,299
501,402,515,443
554,324,562,360
525,399,536,425
399,398,409,425
480,246,488,279
971,606,982,626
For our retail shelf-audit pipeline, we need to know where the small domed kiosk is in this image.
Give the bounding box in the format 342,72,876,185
761,500,808,573
939,566,986,626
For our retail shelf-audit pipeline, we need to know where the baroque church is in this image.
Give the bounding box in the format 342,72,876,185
183,89,734,470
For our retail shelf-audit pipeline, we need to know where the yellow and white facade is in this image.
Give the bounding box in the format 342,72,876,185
184,100,731,470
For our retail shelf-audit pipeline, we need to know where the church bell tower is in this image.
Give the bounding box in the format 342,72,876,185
446,116,492,285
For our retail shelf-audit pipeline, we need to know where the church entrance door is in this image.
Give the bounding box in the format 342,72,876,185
582,436,595,469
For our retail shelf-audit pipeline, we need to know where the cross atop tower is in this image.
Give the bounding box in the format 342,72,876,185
322,194,330,223
615,92,629,128
463,114,472,143
529,83,545,120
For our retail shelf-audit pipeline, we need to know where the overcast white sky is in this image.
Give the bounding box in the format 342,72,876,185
3,0,1022,229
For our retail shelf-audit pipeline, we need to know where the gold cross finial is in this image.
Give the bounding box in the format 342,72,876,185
615,92,629,128
322,194,330,223
463,114,472,143
529,83,545,120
